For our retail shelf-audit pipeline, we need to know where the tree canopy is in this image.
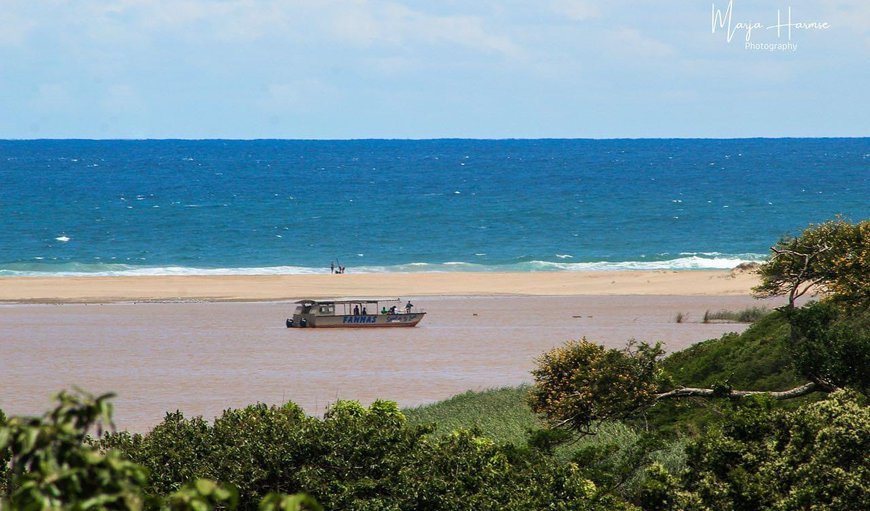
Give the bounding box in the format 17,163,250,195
753,218,870,309
528,339,666,435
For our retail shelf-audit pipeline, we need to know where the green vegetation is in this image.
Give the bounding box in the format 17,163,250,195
403,387,536,443
663,311,799,392
640,391,869,511
754,217,870,310
529,339,664,436
1,392,624,511
0,391,318,511
702,305,770,323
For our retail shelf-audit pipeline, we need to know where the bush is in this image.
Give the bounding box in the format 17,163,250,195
100,398,622,510
671,391,870,511
0,391,319,511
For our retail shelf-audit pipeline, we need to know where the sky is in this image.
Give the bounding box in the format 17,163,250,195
0,0,867,139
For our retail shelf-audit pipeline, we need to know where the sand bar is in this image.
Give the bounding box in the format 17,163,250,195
0,269,759,303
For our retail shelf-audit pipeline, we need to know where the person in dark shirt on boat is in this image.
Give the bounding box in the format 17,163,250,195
353,305,360,315
405,301,413,314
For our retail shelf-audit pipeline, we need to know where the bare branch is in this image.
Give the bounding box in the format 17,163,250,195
655,381,820,401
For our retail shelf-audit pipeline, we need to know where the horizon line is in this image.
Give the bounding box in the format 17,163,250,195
1,136,868,142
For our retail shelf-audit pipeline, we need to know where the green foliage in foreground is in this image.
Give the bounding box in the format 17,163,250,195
0,391,319,511
95,397,622,511
4,388,868,511
641,391,870,511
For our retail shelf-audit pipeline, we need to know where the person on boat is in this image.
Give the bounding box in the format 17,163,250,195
381,306,388,314
353,304,360,315
362,306,368,315
405,301,413,314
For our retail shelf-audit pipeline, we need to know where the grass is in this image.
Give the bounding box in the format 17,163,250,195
702,306,771,323
403,386,537,444
402,387,690,501
402,387,655,450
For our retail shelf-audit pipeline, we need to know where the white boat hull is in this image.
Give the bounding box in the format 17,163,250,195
289,313,424,328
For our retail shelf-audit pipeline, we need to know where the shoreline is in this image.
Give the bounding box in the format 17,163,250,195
0,269,760,304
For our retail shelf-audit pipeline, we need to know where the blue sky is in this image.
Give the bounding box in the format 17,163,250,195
0,0,867,138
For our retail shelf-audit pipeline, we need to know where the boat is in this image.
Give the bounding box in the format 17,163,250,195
286,298,425,328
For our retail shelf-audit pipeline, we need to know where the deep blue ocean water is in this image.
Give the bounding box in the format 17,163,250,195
1,139,868,276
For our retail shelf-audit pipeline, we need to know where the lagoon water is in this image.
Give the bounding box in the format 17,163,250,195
1,138,868,276
0,295,779,431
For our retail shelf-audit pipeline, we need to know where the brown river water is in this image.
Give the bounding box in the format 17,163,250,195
0,295,776,432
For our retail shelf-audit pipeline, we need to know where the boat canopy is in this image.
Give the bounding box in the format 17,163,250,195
294,298,401,305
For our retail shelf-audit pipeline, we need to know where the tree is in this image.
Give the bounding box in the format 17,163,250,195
753,218,870,309
528,339,666,436
753,217,870,390
101,397,625,510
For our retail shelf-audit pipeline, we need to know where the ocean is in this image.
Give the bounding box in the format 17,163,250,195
1,138,868,276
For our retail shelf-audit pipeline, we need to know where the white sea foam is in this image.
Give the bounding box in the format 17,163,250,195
0,264,328,277
0,253,768,277
55,236,70,242
519,255,764,272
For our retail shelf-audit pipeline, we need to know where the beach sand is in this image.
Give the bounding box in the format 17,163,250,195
0,270,773,432
0,269,759,303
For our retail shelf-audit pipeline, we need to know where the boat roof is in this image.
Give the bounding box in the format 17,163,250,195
294,298,401,305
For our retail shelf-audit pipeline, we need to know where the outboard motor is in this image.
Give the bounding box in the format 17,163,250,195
286,318,294,328
299,318,308,328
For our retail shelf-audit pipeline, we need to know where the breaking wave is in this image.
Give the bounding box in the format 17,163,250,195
0,253,767,277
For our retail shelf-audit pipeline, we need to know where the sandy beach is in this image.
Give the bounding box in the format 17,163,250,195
0,269,759,303
0,269,774,432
